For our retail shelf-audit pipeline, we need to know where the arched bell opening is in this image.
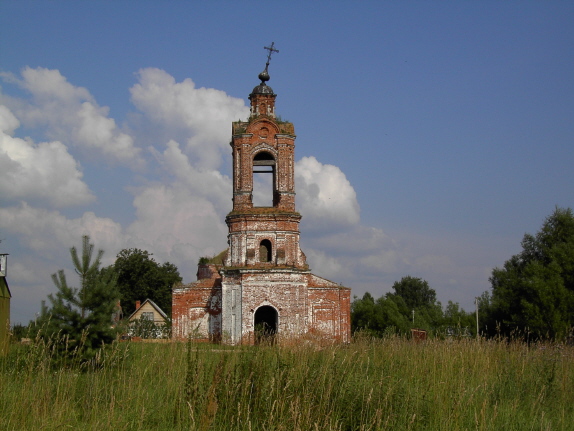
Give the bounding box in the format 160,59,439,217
254,305,278,345
252,151,276,207
259,239,272,263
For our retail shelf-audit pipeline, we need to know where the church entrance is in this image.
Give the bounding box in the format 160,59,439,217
254,306,278,344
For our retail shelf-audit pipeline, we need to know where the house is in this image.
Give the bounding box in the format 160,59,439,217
127,299,169,339
0,254,11,355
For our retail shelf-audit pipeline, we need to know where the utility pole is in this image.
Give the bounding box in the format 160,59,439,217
475,297,479,340
412,309,415,325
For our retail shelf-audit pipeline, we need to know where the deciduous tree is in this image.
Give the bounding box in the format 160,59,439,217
351,292,411,336
490,207,574,339
392,276,437,310
103,249,182,317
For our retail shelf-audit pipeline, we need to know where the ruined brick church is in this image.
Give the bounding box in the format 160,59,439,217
172,45,351,344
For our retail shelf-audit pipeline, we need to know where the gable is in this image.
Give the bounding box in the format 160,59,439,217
128,299,168,324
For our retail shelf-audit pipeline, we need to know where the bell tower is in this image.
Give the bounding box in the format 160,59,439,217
225,42,306,269
172,43,351,345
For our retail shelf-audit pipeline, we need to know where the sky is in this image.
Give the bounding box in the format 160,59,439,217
1,1,573,325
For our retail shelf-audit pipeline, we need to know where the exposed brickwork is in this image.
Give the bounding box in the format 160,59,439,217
172,264,222,341
172,76,351,344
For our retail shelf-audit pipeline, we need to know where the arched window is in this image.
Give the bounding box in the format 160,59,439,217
259,239,272,262
252,151,275,207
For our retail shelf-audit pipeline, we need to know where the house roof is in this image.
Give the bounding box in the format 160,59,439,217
127,298,168,321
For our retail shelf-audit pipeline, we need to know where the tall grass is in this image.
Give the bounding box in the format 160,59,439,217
1,335,573,430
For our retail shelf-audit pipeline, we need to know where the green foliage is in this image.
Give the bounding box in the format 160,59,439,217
489,207,574,339
35,235,120,365
392,275,436,310
129,317,171,339
10,323,30,343
103,248,182,317
352,277,476,337
351,292,410,336
443,300,475,336
198,250,226,266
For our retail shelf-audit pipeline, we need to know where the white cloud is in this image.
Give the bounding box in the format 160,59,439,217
301,224,403,287
0,67,143,168
130,68,249,170
0,104,95,207
0,105,19,134
155,140,232,214
305,248,348,282
126,184,228,279
0,203,125,258
125,139,232,279
296,156,360,232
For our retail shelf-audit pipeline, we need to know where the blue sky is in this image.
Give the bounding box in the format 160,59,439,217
1,1,573,324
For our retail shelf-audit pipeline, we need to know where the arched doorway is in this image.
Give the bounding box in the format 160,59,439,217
254,305,278,344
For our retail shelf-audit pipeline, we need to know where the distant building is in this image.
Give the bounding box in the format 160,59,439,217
128,299,169,339
172,49,351,344
128,299,168,325
0,254,11,355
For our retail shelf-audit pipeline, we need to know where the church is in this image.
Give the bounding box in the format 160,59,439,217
172,45,351,344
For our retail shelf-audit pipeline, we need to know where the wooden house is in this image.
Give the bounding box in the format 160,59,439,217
127,299,169,339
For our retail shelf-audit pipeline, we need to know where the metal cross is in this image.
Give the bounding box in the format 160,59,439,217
264,42,279,68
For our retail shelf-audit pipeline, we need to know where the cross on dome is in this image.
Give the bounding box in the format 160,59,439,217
259,42,279,83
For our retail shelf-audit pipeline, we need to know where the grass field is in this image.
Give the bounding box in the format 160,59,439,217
1,335,573,430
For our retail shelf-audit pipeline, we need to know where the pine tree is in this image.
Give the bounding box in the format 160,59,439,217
38,235,120,365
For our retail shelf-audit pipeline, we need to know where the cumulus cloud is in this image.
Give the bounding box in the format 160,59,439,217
0,104,95,207
153,140,232,214
0,203,125,255
130,68,249,169
0,67,143,167
0,105,19,134
296,156,360,232
125,139,232,279
126,184,228,278
301,224,403,287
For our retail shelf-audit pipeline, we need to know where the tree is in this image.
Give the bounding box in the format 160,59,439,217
103,249,182,317
351,292,410,336
490,207,574,339
351,292,376,334
391,276,437,310
37,235,120,364
442,301,475,337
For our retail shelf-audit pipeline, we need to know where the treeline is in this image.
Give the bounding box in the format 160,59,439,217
352,207,574,341
352,276,475,338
